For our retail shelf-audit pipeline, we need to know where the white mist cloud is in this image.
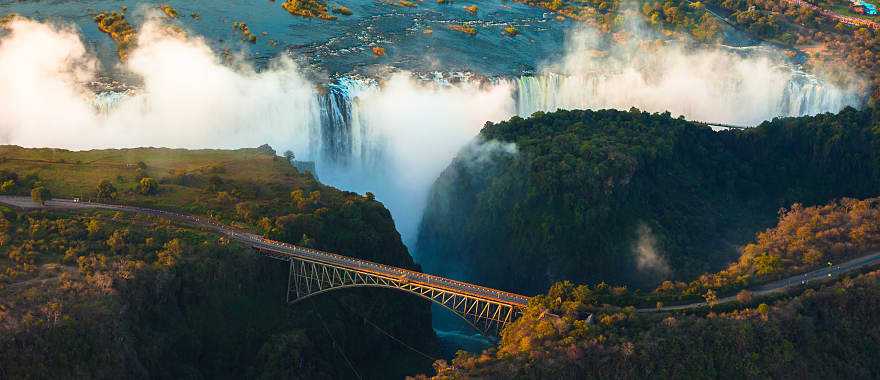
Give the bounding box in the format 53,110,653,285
0,18,99,144
634,223,670,277
517,24,861,125
0,16,318,151
460,139,518,167
320,73,515,246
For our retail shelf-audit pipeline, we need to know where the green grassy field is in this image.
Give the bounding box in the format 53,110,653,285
0,145,308,215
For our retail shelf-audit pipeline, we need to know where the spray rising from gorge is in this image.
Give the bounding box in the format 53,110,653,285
0,16,863,247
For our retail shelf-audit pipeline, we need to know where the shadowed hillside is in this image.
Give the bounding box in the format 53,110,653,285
417,107,880,294
0,146,438,378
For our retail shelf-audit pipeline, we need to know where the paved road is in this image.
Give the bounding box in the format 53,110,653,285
647,251,880,311
0,196,530,307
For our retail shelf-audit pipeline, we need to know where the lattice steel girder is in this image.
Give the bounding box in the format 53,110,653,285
276,255,522,337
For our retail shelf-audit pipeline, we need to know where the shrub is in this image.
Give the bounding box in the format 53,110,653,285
97,180,117,200
138,177,159,195
448,24,477,35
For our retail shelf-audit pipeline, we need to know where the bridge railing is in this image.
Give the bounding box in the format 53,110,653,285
257,243,530,307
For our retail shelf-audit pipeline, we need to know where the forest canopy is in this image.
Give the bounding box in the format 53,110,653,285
417,107,880,294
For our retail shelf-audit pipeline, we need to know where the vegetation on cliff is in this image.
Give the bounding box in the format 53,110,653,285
94,10,136,61
654,197,880,299
282,0,338,21
422,269,880,379
416,195,880,377
0,146,438,378
417,107,880,294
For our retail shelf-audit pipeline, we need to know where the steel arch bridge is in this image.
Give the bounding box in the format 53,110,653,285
257,247,527,337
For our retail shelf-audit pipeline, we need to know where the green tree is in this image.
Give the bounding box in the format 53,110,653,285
97,179,117,200
30,186,51,205
284,150,295,163
137,177,159,195
0,179,14,194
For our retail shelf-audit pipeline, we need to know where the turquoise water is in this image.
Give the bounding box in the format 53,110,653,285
0,0,572,77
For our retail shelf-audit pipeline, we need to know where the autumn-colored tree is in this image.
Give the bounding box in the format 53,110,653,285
106,229,129,254
235,202,253,221
704,289,719,308
157,238,184,267
736,290,753,304
757,303,770,320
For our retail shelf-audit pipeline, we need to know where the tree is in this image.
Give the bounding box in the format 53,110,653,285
736,290,753,304
284,150,296,163
216,191,234,204
97,179,117,200
757,303,770,320
157,238,184,267
235,202,253,221
208,175,223,192
703,289,719,308
0,179,14,194
87,218,102,238
753,254,782,276
138,177,159,195
30,186,51,205
106,229,129,254
259,217,273,237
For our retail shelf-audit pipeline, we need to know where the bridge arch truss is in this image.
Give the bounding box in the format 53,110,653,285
261,251,522,337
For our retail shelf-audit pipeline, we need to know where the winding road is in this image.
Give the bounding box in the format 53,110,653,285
648,251,880,312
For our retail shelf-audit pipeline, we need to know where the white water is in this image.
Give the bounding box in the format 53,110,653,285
0,16,864,250
510,70,859,126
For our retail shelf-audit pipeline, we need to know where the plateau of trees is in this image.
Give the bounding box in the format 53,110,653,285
417,107,880,294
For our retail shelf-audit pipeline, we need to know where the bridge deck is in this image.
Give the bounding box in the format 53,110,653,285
0,196,530,308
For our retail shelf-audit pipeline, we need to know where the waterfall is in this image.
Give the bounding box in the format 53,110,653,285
92,91,129,115
317,77,385,173
89,68,859,170
510,70,860,126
